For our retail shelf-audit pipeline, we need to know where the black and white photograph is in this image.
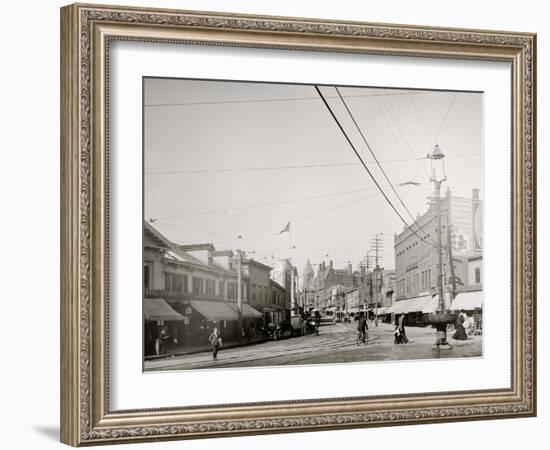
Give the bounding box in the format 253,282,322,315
142,77,483,371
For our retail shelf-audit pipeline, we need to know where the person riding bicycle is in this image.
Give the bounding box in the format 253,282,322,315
357,315,368,343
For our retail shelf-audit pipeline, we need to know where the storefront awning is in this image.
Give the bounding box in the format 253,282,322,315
144,298,184,321
228,303,263,318
450,291,483,311
387,295,438,314
190,300,238,322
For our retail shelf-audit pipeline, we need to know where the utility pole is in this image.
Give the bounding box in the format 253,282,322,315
447,217,457,302
364,251,374,316
370,233,384,268
290,265,296,316
370,234,384,323
427,144,454,350
235,250,243,342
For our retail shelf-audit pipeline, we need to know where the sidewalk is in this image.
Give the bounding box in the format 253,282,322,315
145,335,267,361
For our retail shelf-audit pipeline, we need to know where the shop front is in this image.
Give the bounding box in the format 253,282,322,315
173,299,263,344
144,297,184,356
387,294,441,327
450,290,483,333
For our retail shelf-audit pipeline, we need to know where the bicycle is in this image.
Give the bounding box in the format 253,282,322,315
356,330,368,345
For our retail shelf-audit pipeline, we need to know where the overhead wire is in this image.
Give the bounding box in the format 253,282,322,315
371,91,417,178
315,85,439,248
155,185,380,221
433,93,458,144
144,90,447,108
144,155,475,175
384,90,431,178
334,86,439,247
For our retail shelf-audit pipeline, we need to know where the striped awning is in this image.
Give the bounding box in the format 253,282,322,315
144,298,184,321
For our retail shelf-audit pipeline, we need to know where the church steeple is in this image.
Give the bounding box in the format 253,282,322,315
303,258,314,277
302,258,314,290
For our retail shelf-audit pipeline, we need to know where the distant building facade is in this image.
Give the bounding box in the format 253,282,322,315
300,258,316,312
270,259,295,319
312,260,354,311
242,258,287,325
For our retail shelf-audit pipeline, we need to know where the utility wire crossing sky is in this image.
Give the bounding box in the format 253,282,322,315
144,78,482,271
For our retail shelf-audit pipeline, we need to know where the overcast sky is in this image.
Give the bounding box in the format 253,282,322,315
144,78,482,274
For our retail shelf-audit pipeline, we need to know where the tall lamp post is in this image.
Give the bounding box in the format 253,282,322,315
427,144,456,350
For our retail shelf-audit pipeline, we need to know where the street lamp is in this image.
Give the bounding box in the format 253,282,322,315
427,144,456,350
429,144,446,183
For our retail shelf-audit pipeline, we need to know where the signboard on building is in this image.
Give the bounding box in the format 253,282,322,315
472,198,483,251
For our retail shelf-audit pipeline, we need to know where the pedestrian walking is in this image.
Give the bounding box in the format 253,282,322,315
357,315,368,344
208,327,222,360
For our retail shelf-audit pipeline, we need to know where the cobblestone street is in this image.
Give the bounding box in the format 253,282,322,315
145,322,482,371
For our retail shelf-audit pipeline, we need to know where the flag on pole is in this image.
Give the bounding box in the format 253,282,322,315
277,221,290,235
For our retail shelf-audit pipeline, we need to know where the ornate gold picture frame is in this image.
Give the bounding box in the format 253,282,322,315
60,3,536,446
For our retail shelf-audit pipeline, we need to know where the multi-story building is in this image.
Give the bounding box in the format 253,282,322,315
343,288,361,321
242,258,286,325
269,279,287,324
390,188,483,325
271,259,295,319
367,268,396,311
394,188,483,301
313,261,354,310
143,222,263,356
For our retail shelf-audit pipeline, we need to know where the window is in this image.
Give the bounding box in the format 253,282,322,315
144,262,153,289
174,274,183,291
192,277,204,295
218,281,225,298
205,279,216,295
475,267,481,284
164,273,187,292
228,283,236,300
164,272,172,291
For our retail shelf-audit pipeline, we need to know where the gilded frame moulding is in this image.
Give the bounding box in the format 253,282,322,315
60,3,536,446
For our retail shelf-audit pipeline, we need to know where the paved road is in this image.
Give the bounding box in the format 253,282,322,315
145,322,482,371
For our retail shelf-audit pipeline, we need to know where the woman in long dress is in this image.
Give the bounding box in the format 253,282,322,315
452,311,468,340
